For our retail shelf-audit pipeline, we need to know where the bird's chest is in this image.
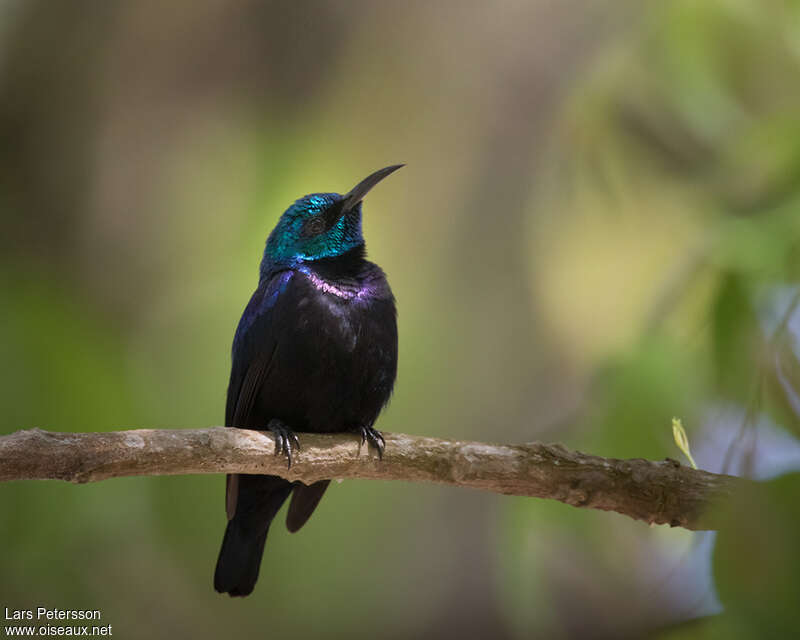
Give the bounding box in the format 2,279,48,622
294,287,362,353
288,272,396,387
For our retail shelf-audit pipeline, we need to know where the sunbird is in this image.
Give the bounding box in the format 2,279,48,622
214,165,402,596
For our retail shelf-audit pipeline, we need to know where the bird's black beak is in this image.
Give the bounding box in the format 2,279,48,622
340,164,404,212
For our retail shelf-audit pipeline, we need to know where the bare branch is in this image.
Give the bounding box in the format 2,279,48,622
0,427,743,530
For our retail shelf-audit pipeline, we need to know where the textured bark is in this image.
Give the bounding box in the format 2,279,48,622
0,427,743,530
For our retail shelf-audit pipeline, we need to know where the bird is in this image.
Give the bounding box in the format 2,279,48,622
213,165,402,597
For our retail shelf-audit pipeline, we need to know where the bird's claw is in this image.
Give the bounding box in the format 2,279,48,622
358,425,385,460
268,420,300,469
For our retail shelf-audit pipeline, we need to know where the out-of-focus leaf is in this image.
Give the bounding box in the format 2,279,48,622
756,288,800,436
714,117,800,214
763,339,800,437
711,201,800,279
710,272,761,400
712,473,800,636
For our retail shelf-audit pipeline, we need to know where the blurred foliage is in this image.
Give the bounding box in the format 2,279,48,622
713,473,800,637
1,0,800,638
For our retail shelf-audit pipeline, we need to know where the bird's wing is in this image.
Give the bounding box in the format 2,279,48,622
224,273,291,520
224,352,273,520
229,344,274,428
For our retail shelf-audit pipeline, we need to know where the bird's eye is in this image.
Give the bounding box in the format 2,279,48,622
303,216,326,237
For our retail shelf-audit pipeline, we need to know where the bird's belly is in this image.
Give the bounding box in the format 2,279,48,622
255,296,396,434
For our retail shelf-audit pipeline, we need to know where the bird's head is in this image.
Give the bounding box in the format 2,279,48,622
260,165,403,278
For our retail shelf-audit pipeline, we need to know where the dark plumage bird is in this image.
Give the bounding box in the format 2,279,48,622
214,165,401,597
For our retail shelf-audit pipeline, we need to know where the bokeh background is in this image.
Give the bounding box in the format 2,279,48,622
2,1,800,638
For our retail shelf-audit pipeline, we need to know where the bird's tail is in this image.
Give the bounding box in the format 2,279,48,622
214,475,293,597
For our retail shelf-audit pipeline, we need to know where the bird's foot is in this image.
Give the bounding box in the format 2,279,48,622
268,419,300,469
358,425,385,460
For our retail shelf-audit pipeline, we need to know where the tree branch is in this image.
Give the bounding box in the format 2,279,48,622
0,427,743,530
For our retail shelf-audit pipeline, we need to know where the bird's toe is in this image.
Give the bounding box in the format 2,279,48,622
267,419,299,469
358,425,385,460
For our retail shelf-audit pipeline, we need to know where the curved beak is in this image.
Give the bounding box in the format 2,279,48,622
340,164,404,212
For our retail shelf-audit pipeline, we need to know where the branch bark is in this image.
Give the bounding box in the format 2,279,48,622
0,427,743,531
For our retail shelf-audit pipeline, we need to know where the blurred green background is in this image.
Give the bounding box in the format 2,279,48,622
2,0,800,638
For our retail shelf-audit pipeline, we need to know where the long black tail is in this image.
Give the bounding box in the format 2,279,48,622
214,475,293,597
